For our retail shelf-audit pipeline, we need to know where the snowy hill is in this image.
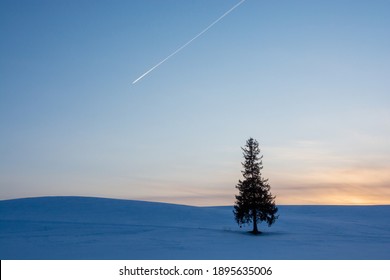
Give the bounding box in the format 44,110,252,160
0,196,389,259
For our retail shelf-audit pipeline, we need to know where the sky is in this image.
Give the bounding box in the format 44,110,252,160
1,0,389,206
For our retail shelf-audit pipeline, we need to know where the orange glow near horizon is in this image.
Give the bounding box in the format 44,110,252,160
5,165,388,206
136,179,390,206
135,164,390,206
275,188,390,206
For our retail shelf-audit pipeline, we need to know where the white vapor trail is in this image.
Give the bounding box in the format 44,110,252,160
132,0,246,84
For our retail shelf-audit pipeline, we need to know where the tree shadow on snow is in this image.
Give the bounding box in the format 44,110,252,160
232,230,288,237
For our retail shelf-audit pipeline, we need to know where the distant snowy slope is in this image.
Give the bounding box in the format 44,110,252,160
0,197,389,259
0,196,231,228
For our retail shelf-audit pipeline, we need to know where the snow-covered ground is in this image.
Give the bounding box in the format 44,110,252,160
0,196,389,259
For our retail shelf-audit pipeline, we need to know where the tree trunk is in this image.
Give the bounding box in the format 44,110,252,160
252,210,260,234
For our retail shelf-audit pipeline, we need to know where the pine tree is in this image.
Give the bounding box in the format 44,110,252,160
234,138,278,234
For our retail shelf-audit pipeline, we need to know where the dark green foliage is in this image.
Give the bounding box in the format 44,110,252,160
234,138,278,234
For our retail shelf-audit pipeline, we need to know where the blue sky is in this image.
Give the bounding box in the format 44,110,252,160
1,0,389,205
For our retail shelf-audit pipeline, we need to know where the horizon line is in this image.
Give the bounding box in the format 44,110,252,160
1,195,389,207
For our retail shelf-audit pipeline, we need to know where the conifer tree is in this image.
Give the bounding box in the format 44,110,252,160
234,138,278,234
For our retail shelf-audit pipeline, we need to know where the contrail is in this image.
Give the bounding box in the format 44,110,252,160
132,0,246,84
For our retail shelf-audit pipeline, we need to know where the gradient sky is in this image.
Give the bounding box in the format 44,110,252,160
1,0,389,206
